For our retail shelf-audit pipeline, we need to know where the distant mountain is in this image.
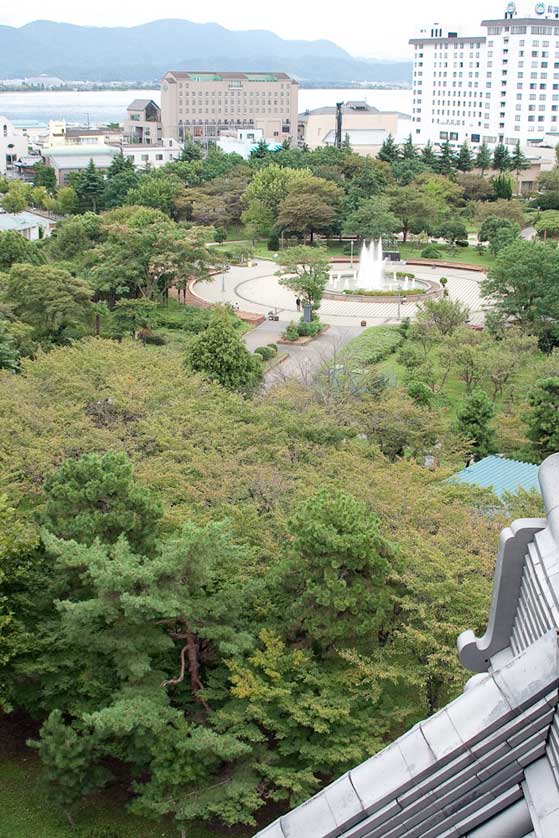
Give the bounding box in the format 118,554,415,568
0,20,412,84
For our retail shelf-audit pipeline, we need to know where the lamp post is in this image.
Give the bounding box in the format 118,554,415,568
350,239,354,267
221,264,227,292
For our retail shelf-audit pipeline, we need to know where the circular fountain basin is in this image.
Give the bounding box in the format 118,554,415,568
325,262,442,303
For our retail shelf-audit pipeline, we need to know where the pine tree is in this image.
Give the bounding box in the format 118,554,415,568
73,159,105,213
106,149,135,178
475,142,492,175
492,143,512,172
455,389,497,459
456,141,474,172
401,134,418,160
436,141,457,176
179,139,203,161
420,141,438,170
511,141,529,176
43,450,163,554
378,134,400,164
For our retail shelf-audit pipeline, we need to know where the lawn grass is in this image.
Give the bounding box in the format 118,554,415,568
0,715,254,838
248,240,496,271
341,325,402,366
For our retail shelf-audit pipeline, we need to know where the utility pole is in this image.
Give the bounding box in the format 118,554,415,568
335,102,344,149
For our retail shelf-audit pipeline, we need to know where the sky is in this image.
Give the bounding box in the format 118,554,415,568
0,2,523,60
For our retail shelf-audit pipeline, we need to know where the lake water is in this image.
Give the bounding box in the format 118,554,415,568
0,88,412,126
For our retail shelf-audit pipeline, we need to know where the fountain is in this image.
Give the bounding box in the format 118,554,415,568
357,238,387,291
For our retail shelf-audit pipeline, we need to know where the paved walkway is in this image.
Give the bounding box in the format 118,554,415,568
193,259,487,327
243,320,361,387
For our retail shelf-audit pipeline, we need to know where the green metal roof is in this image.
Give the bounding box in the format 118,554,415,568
451,455,540,497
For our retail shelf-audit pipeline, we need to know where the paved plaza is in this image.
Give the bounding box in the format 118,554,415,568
193,259,486,327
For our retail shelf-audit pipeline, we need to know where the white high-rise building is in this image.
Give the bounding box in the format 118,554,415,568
410,5,559,150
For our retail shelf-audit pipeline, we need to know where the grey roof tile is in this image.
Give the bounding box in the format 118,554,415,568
349,744,411,813
493,631,559,709
446,676,514,746
280,794,337,838
420,709,463,761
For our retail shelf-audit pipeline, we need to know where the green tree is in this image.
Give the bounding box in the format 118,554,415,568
511,141,530,177
0,320,19,371
1,189,26,214
431,215,468,245
416,298,470,336
126,174,182,217
281,489,396,646
456,141,474,172
111,298,159,338
276,245,330,313
179,139,203,161
420,141,438,169
378,134,400,164
103,169,140,209
401,134,418,160
535,210,559,240
343,197,400,240
106,150,135,178
32,162,57,193
526,378,559,457
389,185,440,241
475,142,492,175
4,263,92,342
493,143,512,172
455,389,497,458
0,230,37,271
435,141,456,176
481,240,559,330
55,186,79,215
30,711,109,829
72,159,106,213
184,306,263,395
43,451,163,554
276,175,341,243
492,172,513,200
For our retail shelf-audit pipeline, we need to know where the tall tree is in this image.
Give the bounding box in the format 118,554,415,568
456,141,474,173
276,176,341,243
73,159,105,213
455,389,497,458
401,134,418,161
526,378,559,457
511,141,529,177
492,143,512,172
276,245,331,313
475,142,492,175
343,197,400,240
32,162,57,193
436,141,457,176
378,134,400,164
420,141,438,169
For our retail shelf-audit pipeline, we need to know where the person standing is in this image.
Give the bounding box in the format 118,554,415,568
296,297,301,312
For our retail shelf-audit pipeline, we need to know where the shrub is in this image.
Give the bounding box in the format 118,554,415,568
297,319,323,337
143,333,166,346
283,323,299,341
254,346,275,360
267,234,280,251
396,271,416,279
267,343,278,354
421,245,443,259
214,226,227,243
456,240,469,247
407,380,434,407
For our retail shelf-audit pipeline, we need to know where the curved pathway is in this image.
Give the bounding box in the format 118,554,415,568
192,259,487,327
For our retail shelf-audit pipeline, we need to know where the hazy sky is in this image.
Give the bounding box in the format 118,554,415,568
0,2,516,59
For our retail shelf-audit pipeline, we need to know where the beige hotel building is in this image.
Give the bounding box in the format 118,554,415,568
160,71,299,145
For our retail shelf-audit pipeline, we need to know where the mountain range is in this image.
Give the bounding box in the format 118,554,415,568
0,20,412,84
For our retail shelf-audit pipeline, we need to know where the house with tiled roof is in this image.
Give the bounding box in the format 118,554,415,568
255,452,559,837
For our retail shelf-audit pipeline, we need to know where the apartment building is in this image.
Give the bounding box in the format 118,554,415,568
410,6,559,149
160,71,299,145
123,99,162,145
0,116,28,175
